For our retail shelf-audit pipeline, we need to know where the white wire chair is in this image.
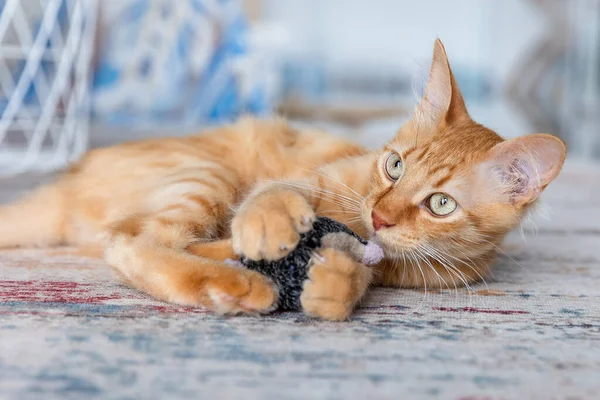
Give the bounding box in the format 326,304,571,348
0,0,97,177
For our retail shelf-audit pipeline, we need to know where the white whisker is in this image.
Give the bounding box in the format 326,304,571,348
415,246,450,292
301,167,365,203
418,244,460,297
263,179,363,211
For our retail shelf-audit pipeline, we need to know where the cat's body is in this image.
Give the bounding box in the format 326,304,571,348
0,41,566,320
0,118,365,248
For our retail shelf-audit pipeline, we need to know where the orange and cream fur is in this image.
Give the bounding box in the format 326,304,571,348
0,40,566,320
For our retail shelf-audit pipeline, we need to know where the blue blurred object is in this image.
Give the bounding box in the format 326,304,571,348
92,0,270,128
281,58,327,101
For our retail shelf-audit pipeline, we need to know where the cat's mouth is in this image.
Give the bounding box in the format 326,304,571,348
370,233,418,259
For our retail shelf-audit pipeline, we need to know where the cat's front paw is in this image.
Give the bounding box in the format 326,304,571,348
231,190,315,261
301,248,373,321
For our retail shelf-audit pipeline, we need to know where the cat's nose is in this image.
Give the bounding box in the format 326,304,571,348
372,211,395,231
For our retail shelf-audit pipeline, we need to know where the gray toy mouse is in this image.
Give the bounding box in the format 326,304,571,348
227,217,384,311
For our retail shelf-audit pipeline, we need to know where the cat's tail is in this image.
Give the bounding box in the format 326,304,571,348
0,184,66,248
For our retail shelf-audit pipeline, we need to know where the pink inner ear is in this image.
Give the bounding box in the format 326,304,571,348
487,134,566,204
422,45,453,121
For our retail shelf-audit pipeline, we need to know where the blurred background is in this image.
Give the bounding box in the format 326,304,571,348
0,0,598,177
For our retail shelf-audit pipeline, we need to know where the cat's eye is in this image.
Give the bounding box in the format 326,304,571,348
427,193,457,216
384,153,403,181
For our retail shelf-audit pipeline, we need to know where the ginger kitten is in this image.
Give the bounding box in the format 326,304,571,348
0,40,565,320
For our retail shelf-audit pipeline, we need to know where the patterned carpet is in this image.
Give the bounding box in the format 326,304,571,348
1,164,599,399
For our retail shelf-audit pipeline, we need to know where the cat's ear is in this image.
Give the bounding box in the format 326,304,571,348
418,39,469,126
484,134,566,207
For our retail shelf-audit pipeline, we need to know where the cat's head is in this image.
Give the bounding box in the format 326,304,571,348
363,39,566,286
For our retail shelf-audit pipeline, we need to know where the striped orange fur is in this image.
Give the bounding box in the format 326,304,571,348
0,40,566,321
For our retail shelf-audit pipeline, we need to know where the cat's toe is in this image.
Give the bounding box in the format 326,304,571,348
301,297,352,321
208,271,278,315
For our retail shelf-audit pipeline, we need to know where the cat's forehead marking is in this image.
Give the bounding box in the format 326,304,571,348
400,146,417,159
430,164,459,188
386,138,471,190
428,163,455,176
433,174,454,188
414,144,431,163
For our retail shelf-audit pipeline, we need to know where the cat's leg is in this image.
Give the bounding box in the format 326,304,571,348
105,213,278,314
301,247,372,321
186,238,237,262
105,171,278,314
